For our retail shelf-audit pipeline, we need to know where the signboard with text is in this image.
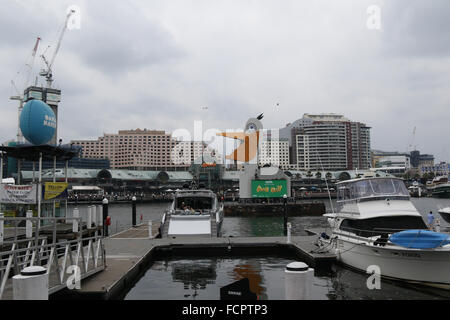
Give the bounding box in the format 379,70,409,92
251,180,287,198
43,182,68,201
0,184,37,204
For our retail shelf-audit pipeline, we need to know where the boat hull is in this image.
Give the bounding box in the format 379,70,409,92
334,237,450,289
431,185,450,198
438,211,450,223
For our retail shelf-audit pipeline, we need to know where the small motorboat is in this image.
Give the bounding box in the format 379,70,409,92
160,189,224,238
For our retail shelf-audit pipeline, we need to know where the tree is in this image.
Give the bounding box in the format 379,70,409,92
315,171,322,179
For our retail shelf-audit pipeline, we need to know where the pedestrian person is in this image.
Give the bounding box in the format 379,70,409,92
427,211,435,230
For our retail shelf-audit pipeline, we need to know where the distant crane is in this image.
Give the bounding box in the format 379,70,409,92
408,126,417,152
39,9,75,88
10,36,41,143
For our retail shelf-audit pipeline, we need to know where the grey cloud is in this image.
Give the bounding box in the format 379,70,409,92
64,2,185,75
381,0,450,58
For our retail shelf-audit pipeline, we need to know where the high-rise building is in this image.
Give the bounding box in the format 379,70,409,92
71,128,219,170
280,114,371,171
258,138,290,167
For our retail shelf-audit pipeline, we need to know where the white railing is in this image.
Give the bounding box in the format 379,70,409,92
0,216,105,299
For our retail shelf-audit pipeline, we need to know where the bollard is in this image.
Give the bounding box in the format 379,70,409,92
87,206,92,229
97,205,103,236
102,198,109,237
287,222,292,243
13,266,48,300
73,207,80,233
98,205,103,226
26,210,33,238
285,262,314,300
0,212,3,245
132,196,137,227
148,220,153,238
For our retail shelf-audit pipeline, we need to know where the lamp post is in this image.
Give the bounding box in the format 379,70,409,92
283,194,288,236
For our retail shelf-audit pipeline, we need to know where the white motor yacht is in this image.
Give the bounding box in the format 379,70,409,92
160,189,224,238
438,207,450,224
319,176,450,289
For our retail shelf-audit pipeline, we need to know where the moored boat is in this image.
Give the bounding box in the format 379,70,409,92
429,176,450,198
438,207,450,223
319,176,450,289
160,189,224,238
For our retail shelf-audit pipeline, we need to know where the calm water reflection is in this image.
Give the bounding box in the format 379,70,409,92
71,197,450,299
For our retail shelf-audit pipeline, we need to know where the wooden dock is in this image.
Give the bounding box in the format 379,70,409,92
54,222,336,300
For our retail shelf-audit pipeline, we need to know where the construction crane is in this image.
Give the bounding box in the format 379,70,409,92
10,36,41,143
39,9,75,88
408,126,417,152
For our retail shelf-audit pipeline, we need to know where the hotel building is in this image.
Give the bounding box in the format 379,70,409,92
71,128,219,170
280,114,371,171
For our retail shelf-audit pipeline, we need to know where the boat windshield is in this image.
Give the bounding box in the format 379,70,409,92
176,197,213,211
338,179,409,201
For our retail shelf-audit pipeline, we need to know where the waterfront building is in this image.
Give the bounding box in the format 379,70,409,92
421,162,450,177
410,150,434,169
375,155,411,169
71,128,218,170
258,137,290,168
280,114,371,171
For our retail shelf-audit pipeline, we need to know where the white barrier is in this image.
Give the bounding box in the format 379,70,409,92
285,262,314,300
72,208,79,233
13,266,48,300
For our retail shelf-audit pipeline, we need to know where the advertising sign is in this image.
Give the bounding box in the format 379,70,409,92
43,182,68,201
0,184,37,204
251,180,287,198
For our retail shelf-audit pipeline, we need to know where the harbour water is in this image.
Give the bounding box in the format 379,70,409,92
69,197,450,300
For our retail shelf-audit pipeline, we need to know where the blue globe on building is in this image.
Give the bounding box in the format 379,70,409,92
19,99,56,145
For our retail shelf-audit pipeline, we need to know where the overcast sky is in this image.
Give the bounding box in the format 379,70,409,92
1,0,450,162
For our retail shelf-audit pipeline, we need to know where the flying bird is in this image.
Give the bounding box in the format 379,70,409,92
257,113,264,120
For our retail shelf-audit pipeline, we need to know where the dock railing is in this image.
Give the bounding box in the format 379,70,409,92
0,216,106,299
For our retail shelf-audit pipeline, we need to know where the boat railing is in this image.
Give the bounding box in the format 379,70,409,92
337,195,410,204
336,225,426,246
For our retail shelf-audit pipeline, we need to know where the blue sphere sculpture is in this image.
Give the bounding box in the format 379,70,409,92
19,100,56,145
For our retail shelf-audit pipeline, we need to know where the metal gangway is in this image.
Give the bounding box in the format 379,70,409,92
0,215,106,299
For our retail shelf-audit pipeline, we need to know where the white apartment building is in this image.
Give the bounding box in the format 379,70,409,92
281,114,371,171
258,139,290,167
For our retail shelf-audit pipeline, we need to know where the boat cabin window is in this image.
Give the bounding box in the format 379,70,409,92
339,216,427,237
338,179,409,201
176,197,213,210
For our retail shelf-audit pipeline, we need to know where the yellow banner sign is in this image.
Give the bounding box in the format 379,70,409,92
43,182,68,201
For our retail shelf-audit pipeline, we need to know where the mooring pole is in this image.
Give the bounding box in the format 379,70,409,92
102,197,109,237
132,196,137,227
283,194,288,236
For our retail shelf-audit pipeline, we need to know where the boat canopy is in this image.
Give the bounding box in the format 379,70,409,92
337,178,409,201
